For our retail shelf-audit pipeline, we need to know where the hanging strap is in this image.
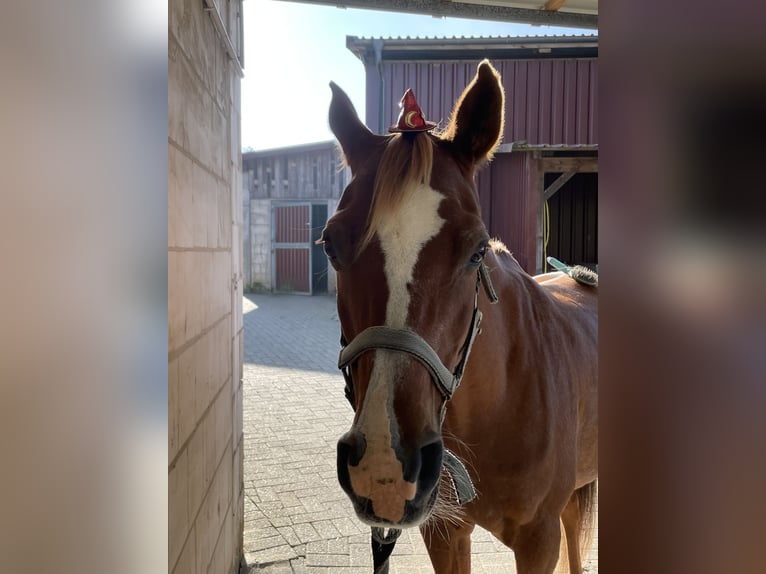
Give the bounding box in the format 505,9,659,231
443,448,477,505
480,261,499,303
371,527,401,574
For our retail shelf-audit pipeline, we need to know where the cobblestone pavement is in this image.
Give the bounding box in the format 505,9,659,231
242,293,597,573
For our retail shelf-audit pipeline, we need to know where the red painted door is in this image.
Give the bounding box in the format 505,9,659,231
273,203,311,293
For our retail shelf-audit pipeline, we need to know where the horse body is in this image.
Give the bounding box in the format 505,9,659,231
436,250,597,569
324,60,597,573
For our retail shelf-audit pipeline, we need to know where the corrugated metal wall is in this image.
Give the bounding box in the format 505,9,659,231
274,204,310,244
367,59,597,145
275,249,310,292
477,153,539,272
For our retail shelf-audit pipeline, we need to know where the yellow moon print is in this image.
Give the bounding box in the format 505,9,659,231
405,111,418,128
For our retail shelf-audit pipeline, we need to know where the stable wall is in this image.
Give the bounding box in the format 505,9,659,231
168,0,244,573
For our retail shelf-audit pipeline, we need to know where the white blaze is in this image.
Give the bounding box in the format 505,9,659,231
350,183,445,524
378,183,446,328
355,188,444,429
361,182,445,417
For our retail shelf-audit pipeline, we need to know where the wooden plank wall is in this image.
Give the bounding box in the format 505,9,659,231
246,147,345,201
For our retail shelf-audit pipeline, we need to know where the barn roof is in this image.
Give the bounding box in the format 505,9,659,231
347,34,598,63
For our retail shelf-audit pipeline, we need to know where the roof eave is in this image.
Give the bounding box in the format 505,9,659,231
347,35,598,64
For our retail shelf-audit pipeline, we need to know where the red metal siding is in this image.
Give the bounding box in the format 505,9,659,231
478,153,538,273
275,249,309,293
369,59,597,146
275,205,309,243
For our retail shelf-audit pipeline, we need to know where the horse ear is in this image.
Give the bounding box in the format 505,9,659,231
329,82,380,171
443,60,505,165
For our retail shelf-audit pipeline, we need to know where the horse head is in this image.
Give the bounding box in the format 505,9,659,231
323,61,504,527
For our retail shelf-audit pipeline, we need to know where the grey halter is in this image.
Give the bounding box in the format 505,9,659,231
336,262,498,574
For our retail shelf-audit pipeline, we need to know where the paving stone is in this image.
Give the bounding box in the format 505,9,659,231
311,520,342,539
245,545,297,566
331,517,365,537
248,533,283,552
274,526,300,547
349,542,372,567
306,553,350,567
291,522,322,544
289,558,309,574
249,561,293,574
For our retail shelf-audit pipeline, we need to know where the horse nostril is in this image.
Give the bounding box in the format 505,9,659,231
417,440,444,492
337,432,367,498
337,431,366,467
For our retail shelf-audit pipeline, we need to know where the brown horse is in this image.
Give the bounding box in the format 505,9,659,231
321,60,597,574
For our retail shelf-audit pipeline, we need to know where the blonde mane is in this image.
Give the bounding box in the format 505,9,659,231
359,132,434,252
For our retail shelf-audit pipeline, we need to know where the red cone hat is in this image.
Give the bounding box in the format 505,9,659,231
388,88,437,133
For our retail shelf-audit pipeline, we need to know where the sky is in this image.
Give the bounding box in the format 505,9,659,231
241,0,591,151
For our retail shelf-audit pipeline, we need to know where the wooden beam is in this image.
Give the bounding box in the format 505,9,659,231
543,171,575,201
531,151,544,275
292,1,598,29
539,157,598,173
544,0,568,11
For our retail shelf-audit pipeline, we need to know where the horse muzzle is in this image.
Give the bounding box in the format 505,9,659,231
336,430,443,527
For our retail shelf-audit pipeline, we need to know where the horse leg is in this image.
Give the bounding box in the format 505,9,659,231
509,515,562,574
561,481,597,574
420,519,475,573
560,490,583,574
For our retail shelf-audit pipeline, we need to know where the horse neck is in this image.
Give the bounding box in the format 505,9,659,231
442,263,561,447
471,254,565,397
489,261,551,347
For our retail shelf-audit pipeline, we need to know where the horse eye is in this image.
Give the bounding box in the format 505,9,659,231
322,239,337,260
470,245,488,265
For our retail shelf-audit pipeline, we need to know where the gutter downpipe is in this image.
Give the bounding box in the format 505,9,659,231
372,39,384,134
203,0,244,78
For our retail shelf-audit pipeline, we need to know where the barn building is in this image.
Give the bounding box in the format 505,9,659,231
242,142,349,294
347,35,598,274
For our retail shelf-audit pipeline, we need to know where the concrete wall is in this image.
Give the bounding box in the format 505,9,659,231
168,0,244,573
249,199,272,290
243,169,252,290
